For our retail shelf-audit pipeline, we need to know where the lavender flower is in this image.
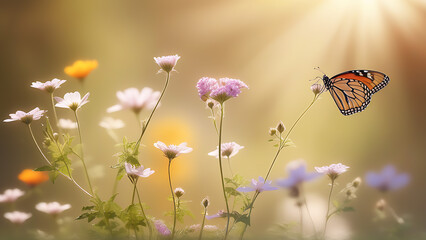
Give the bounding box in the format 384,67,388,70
366,165,410,192
35,202,71,215
4,107,46,124
55,92,89,111
0,189,25,203
276,160,322,196
237,176,278,193
107,87,160,114
154,219,171,236
124,162,155,180
31,78,66,93
206,210,226,220
196,77,248,103
4,211,32,224
315,163,349,181
154,55,180,73
154,141,193,160
208,142,244,159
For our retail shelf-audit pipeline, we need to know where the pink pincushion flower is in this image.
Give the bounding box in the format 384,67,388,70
196,77,248,103
4,211,32,224
31,78,66,93
35,202,71,215
208,142,244,159
107,87,160,114
154,55,180,73
4,107,46,124
154,141,193,160
124,162,155,180
55,92,89,111
0,189,25,203
154,219,171,236
315,163,349,180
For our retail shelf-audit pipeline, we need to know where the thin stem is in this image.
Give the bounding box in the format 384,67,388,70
218,104,230,240
74,111,94,195
134,72,170,151
168,160,177,240
323,179,335,239
199,208,207,240
210,108,219,135
227,157,234,176
136,186,152,240
27,124,92,197
50,93,63,137
301,185,318,238
112,171,120,196
299,204,304,239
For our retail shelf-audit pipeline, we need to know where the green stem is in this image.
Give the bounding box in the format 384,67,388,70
199,208,207,240
74,111,94,195
134,72,170,151
136,185,152,240
323,179,335,239
168,160,177,240
50,93,63,137
27,124,92,197
112,171,120,196
218,104,230,240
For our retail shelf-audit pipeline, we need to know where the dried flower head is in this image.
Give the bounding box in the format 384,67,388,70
315,163,349,181
174,188,185,198
4,107,46,125
64,60,98,80
366,165,410,192
107,87,160,114
154,55,180,73
4,211,32,224
154,141,193,160
18,169,49,186
311,83,324,95
208,142,244,159
31,78,66,93
0,189,25,203
55,92,90,111
58,118,77,129
36,202,71,216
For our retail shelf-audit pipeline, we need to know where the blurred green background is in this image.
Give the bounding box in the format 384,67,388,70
1,0,426,239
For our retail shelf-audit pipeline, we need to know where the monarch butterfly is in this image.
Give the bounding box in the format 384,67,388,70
321,70,390,116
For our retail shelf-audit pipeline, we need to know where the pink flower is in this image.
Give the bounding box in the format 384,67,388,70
4,107,46,124
31,78,66,93
196,77,248,103
0,189,25,203
315,163,349,180
107,87,160,114
35,202,71,215
55,92,90,111
154,55,180,73
154,141,193,160
124,162,155,180
208,142,244,159
154,219,171,236
237,176,278,193
4,211,32,224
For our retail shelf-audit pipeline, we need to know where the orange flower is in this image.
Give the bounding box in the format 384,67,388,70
64,60,98,80
18,169,49,186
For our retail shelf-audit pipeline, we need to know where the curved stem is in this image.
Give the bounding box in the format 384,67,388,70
168,160,177,240
323,179,335,239
27,124,92,197
299,204,304,239
134,72,170,151
136,185,152,240
218,104,230,240
199,208,207,240
74,111,94,195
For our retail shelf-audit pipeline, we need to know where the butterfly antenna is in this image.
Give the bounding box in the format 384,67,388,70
309,76,322,82
314,66,327,76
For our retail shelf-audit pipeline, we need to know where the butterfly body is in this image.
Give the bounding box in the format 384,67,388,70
322,70,390,116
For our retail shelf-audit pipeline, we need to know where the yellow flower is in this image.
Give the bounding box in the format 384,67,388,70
64,60,98,80
18,169,49,186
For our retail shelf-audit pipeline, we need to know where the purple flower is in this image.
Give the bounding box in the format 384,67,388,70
196,77,248,103
237,176,278,193
366,165,410,192
277,160,322,189
315,163,349,181
154,219,171,236
4,107,47,124
206,210,226,220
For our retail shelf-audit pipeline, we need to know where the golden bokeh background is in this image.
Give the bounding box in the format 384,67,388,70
1,0,426,238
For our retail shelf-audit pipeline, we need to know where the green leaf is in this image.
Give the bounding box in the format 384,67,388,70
49,170,59,183
283,139,296,147
225,187,241,197
341,207,355,212
34,165,53,171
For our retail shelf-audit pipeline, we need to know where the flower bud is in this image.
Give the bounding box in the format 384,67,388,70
276,121,285,133
207,100,215,109
310,83,323,95
174,188,185,198
43,138,51,147
53,133,59,141
352,177,362,188
376,199,386,212
269,128,277,136
201,197,210,208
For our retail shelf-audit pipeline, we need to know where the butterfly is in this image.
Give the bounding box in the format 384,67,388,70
321,70,390,116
